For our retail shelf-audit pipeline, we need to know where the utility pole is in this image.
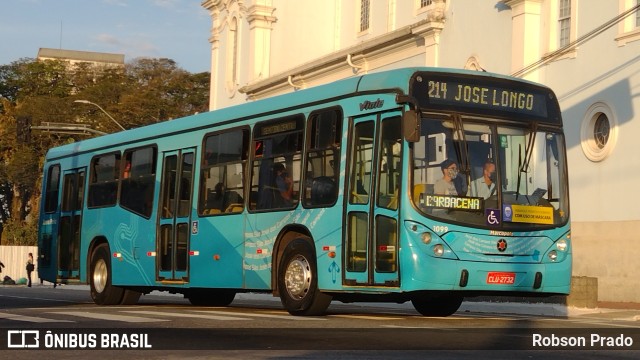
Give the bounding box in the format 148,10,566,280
16,116,32,143
74,100,126,131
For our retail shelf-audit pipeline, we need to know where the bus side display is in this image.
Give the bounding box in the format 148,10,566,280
410,72,561,124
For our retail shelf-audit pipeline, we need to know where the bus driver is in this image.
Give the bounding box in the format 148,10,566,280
470,161,496,199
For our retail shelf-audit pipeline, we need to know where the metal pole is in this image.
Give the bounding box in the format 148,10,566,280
74,100,126,131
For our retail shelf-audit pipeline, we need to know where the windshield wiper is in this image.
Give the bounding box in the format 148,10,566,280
516,122,538,201
452,114,470,190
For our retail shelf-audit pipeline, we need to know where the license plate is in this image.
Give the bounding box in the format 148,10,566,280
486,272,515,284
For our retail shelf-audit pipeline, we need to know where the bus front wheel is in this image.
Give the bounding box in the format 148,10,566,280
89,243,124,305
411,293,464,317
277,238,332,316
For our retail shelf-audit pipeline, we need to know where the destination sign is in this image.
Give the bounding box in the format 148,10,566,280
261,121,296,136
254,115,304,139
410,72,561,123
424,195,482,211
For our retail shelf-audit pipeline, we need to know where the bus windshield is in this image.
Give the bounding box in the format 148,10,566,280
411,114,569,229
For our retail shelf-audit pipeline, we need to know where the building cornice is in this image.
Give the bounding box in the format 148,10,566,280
238,18,445,100
246,4,277,29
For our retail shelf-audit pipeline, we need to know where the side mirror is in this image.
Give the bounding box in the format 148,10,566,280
403,110,420,143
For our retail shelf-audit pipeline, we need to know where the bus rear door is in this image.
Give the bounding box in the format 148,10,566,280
58,168,86,281
157,149,195,282
345,112,402,287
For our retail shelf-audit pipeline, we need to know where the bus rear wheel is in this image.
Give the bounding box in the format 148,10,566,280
277,238,332,316
89,243,124,305
411,293,464,317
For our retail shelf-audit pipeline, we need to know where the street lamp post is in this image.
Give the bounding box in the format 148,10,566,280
74,100,126,131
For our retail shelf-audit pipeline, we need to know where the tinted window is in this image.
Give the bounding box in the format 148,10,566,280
44,165,61,213
88,153,120,208
250,115,304,211
200,129,248,215
120,147,157,218
303,108,342,207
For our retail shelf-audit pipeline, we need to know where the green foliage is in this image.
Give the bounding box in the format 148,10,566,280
0,56,210,243
1,217,37,246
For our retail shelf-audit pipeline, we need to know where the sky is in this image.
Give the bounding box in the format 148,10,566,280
1,0,212,73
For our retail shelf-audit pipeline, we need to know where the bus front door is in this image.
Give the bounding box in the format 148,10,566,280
157,149,195,282
344,113,401,287
58,168,86,281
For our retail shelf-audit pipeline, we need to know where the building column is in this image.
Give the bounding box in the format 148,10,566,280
412,0,446,67
505,0,543,81
246,4,277,83
203,0,221,110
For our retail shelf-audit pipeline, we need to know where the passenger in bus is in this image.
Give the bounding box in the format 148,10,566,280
208,183,227,211
434,159,466,196
123,161,131,179
209,182,244,212
273,163,293,206
470,161,496,199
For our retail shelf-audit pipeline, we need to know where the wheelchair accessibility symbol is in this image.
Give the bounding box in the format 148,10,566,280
485,209,501,226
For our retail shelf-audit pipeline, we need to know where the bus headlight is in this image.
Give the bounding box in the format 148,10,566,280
421,232,432,245
433,244,444,257
548,250,558,261
556,239,568,252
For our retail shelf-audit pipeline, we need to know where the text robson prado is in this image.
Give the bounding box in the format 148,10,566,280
532,333,634,348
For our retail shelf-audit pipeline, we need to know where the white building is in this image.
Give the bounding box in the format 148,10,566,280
202,0,640,303
37,48,125,69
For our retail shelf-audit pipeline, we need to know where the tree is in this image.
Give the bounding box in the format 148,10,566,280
0,57,210,245
117,58,209,127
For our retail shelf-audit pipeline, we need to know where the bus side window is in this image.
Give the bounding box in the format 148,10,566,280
199,128,248,215
377,116,402,210
120,147,157,218
44,164,61,213
350,122,374,205
250,115,304,211
88,153,120,208
303,108,342,207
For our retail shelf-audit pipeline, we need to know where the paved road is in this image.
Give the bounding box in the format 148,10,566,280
1,284,639,359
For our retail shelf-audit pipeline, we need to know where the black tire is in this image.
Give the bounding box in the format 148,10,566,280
89,243,124,305
278,238,332,316
186,289,236,306
120,289,142,305
411,293,464,317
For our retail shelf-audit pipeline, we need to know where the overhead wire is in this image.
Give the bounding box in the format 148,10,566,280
512,4,640,78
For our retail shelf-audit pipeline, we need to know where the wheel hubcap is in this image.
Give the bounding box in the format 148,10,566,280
93,258,107,293
284,255,311,300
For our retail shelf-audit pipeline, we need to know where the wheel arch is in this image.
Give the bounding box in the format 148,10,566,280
86,236,109,283
271,224,314,297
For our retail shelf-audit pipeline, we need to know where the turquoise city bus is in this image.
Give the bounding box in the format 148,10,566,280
37,67,571,316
